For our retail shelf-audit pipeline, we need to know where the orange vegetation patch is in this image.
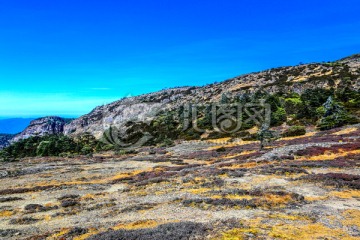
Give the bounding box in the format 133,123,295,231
269,213,311,222
221,161,261,169
342,209,360,228
269,223,357,240
332,127,358,135
48,228,70,239
219,227,259,240
211,194,253,200
331,190,360,199
23,169,149,189
206,140,257,150
297,149,360,161
280,131,316,141
0,210,14,217
263,193,293,206
73,228,100,240
186,188,212,195
223,150,257,159
80,193,97,200
112,220,161,230
304,196,329,202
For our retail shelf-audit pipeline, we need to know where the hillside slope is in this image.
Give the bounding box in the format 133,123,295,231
11,117,72,143
10,54,360,145
64,54,360,139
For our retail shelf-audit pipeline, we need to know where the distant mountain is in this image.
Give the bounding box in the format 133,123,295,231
11,117,74,143
7,53,360,146
0,118,35,134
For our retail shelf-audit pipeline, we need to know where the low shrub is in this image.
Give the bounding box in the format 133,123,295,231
282,126,306,137
87,222,209,240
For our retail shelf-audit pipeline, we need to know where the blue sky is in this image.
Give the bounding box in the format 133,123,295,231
0,0,359,118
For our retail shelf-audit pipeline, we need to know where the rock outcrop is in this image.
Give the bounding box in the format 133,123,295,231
64,54,360,139
11,117,71,143
7,54,360,144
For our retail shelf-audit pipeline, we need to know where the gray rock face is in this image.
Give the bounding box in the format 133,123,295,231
11,117,69,143
64,55,360,139
63,88,190,139
7,54,360,144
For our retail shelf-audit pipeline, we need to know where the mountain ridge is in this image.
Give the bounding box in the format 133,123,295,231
7,53,360,146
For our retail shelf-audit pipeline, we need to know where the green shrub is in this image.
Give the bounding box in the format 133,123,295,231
159,138,174,147
271,107,287,126
284,97,304,115
0,134,103,160
80,145,93,155
315,106,326,117
317,97,359,130
298,88,334,120
36,141,52,157
282,126,306,137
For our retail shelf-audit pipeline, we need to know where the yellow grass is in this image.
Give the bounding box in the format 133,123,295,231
280,131,316,141
247,126,259,135
207,138,232,144
269,213,311,222
0,210,13,217
24,168,149,190
297,149,360,161
331,190,360,199
206,139,257,150
342,209,360,228
112,220,160,230
269,223,356,240
47,228,70,239
304,196,329,201
211,195,253,200
80,193,96,200
222,162,259,169
223,150,257,159
332,127,358,135
264,193,293,206
73,228,99,240
228,83,254,92
187,188,212,194
292,70,333,83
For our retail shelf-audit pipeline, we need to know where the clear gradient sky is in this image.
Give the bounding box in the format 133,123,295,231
0,0,359,118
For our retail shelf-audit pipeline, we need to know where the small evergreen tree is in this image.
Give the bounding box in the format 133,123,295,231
257,125,277,150
317,96,359,130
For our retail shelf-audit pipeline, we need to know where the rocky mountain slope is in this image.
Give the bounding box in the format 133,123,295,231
9,54,360,144
1,54,360,240
64,54,360,138
11,117,71,143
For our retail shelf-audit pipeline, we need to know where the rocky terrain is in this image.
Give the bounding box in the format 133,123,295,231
10,117,72,144
0,124,359,239
62,54,360,138
7,54,360,144
0,54,359,239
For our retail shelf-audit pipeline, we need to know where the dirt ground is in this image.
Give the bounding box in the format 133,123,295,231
1,125,359,239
